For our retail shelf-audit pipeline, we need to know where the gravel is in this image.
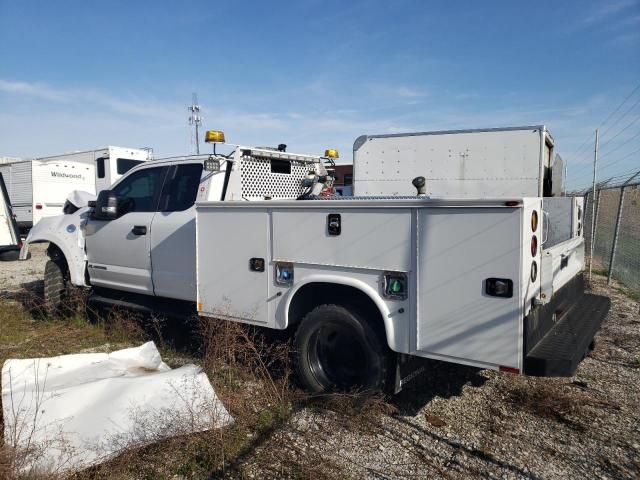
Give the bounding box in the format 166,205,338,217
0,243,47,292
2,246,639,479
238,276,640,479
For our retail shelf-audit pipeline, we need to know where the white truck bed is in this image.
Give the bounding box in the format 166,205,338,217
196,197,542,372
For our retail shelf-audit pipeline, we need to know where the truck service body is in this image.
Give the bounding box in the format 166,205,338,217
22,128,610,392
0,146,149,230
353,126,563,198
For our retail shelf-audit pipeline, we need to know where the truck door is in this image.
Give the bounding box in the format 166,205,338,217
85,166,167,294
150,163,203,301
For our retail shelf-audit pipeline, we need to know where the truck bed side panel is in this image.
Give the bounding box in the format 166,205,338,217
271,209,412,271
415,207,522,368
197,208,270,323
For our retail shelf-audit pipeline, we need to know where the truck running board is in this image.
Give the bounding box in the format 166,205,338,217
88,289,196,319
523,293,610,376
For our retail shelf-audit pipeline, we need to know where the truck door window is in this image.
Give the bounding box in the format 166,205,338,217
96,158,106,179
117,158,145,175
112,167,165,212
160,163,204,212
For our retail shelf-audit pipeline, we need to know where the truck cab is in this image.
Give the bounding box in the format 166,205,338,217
22,136,333,306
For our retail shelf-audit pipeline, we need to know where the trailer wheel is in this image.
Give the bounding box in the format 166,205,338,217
44,259,69,315
294,304,390,393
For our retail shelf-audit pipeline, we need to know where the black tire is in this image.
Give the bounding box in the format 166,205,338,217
293,304,391,394
0,248,20,261
44,259,67,315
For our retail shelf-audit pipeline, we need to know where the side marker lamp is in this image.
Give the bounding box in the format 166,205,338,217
275,262,294,286
383,273,408,300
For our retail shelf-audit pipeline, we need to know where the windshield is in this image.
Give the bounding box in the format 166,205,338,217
117,158,145,175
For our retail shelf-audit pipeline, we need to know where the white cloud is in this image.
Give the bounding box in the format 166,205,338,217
581,0,638,26
0,79,67,101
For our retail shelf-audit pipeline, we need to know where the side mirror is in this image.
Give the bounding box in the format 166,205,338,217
92,190,133,220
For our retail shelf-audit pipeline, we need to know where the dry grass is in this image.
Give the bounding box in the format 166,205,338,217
503,380,591,430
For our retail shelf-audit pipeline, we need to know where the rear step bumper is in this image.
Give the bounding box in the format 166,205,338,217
524,292,610,376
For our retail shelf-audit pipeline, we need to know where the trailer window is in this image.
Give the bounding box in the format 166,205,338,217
117,158,144,175
96,158,106,179
160,163,204,212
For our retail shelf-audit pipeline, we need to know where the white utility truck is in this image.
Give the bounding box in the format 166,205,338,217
21,128,609,393
0,146,150,230
0,173,21,261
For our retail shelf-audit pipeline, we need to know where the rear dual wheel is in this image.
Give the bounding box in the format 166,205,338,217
293,304,391,393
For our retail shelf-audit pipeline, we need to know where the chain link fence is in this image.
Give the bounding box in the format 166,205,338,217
582,181,640,296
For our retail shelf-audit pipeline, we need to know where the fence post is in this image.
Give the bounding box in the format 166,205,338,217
588,129,599,282
607,186,626,285
592,188,602,255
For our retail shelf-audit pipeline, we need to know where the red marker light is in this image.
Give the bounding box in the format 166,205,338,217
531,235,538,256
499,366,520,374
35,204,43,210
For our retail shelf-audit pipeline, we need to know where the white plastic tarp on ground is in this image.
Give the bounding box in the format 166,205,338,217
2,342,233,476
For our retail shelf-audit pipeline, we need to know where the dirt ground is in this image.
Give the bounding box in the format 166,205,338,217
1,246,639,479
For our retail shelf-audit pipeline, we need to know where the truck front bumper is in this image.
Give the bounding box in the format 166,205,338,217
523,274,610,377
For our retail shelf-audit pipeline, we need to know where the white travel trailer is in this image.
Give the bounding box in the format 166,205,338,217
0,146,150,230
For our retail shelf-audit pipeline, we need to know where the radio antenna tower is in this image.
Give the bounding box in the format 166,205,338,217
188,93,202,154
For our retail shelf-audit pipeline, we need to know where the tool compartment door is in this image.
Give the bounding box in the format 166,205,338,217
196,208,270,324
415,207,522,368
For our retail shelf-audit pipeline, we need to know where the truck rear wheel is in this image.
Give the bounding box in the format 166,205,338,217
293,304,390,393
44,259,68,315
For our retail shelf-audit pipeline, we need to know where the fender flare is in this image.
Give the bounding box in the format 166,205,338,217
24,231,87,287
283,274,398,351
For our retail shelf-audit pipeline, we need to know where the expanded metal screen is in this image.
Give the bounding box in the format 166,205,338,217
240,155,311,200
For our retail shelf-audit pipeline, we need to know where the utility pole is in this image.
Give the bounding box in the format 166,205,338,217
188,93,202,155
588,129,599,282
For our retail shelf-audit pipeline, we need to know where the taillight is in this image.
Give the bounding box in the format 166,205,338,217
531,210,538,231
531,261,537,282
531,235,538,256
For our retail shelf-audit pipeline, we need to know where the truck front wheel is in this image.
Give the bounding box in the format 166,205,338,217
44,259,69,315
293,304,391,393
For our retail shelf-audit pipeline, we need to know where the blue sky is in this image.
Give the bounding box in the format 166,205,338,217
1,0,639,189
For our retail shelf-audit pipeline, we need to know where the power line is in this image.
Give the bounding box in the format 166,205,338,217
597,144,640,171
570,143,640,184
570,114,640,174
599,95,640,144
567,81,640,168
573,155,640,190
598,110,640,150
599,130,640,160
